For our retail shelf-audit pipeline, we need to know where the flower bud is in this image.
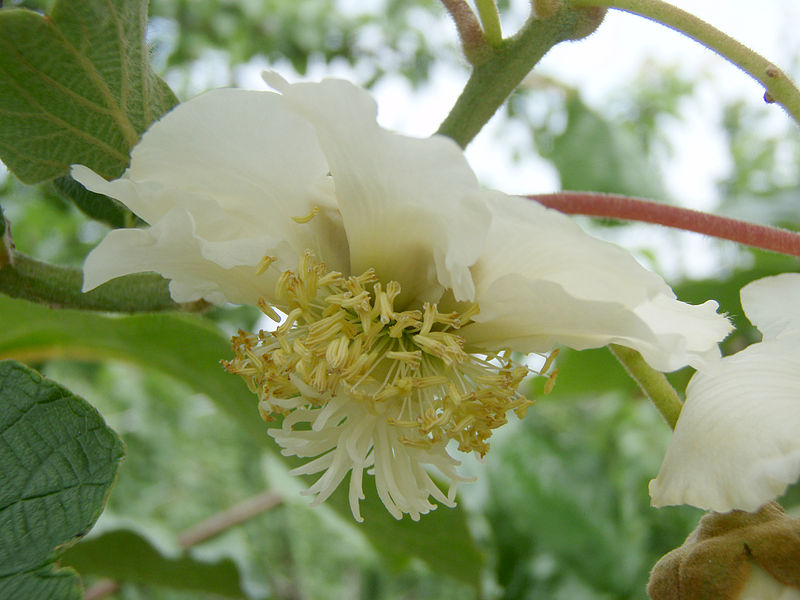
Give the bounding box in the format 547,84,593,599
562,6,607,41
532,0,561,20
648,502,800,600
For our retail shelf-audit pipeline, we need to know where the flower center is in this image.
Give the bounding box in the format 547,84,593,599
224,250,532,457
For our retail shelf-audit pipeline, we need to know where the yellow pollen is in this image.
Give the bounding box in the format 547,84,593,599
223,251,535,458
291,206,320,223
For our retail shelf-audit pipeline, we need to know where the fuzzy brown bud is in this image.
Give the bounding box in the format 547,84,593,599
648,502,800,600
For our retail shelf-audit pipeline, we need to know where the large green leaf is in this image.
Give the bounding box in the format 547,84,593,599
0,360,124,599
0,0,178,184
0,294,484,589
60,526,250,598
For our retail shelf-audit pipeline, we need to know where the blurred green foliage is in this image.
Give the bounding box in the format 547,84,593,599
2,1,800,598
150,0,437,83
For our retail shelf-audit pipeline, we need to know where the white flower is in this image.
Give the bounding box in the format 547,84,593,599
650,273,800,513
75,73,731,521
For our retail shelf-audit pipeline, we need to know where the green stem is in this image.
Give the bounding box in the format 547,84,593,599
438,5,605,148
0,251,182,312
608,344,682,429
474,0,503,46
569,0,800,126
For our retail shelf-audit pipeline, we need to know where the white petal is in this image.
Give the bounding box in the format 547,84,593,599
740,564,800,600
82,207,283,305
740,273,800,339
263,73,490,304
75,88,351,303
462,194,731,371
649,337,800,512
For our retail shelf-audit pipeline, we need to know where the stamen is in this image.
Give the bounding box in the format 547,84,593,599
292,206,320,223
256,297,282,322
541,348,560,375
226,251,533,465
255,254,276,276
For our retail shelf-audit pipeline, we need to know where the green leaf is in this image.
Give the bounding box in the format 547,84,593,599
0,0,178,217
52,175,134,229
0,569,83,600
60,526,249,598
533,347,639,399
546,94,666,200
0,295,484,589
0,360,124,598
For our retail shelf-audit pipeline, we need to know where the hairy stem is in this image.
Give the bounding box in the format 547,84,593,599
531,192,800,257
0,251,181,312
177,491,282,548
474,0,503,46
439,0,490,64
438,4,606,148
568,0,800,125
609,344,682,429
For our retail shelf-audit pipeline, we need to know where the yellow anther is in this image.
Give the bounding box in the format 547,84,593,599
413,332,467,365
408,375,449,389
309,361,329,392
257,401,274,422
388,310,422,337
354,268,379,286
386,417,418,428
397,435,435,449
435,310,463,329
306,311,355,346
275,270,292,301
385,350,422,366
276,307,303,335
318,271,344,287
541,348,560,375
292,340,312,361
374,281,401,324
256,297,282,322
457,303,480,326
292,206,320,223
420,303,437,336
543,368,558,394
229,249,529,460
255,254,276,276
326,336,351,370
326,290,372,312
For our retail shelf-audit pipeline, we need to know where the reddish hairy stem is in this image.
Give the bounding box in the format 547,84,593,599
531,192,800,257
439,0,490,64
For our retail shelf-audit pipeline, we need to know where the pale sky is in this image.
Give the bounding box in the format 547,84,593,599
234,0,798,207
3,1,795,280
234,1,800,279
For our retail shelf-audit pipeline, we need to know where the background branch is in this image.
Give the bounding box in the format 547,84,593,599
84,491,283,600
532,192,800,257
